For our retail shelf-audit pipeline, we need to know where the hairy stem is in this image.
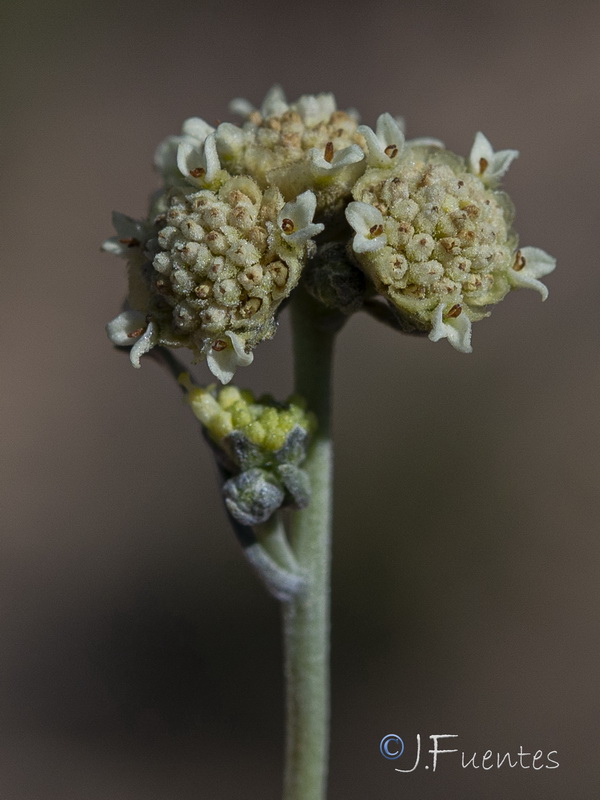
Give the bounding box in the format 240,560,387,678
255,513,302,575
282,288,336,800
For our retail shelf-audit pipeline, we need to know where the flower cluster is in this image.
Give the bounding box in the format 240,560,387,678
180,375,316,525
346,125,553,351
105,87,555,378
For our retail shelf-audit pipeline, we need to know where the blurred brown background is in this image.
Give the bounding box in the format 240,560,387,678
2,0,598,797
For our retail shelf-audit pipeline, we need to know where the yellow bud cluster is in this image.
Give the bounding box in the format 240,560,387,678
180,375,316,452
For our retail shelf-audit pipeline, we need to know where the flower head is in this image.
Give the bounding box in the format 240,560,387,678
105,173,323,381
214,87,366,216
105,89,554,371
347,140,554,351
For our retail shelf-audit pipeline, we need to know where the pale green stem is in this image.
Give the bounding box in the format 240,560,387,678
243,513,305,602
255,513,301,575
283,289,336,800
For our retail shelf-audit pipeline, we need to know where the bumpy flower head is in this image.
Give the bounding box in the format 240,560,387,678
215,86,366,218
106,177,323,383
105,91,555,376
181,375,317,525
346,130,555,352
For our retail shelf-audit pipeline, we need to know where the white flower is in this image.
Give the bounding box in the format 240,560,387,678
206,331,254,384
507,247,555,301
231,87,338,127
215,122,246,165
406,136,445,148
358,113,406,168
106,310,159,367
102,212,152,257
429,303,473,354
277,191,324,246
177,132,221,187
469,132,519,185
307,143,364,176
154,117,215,182
386,114,444,149
294,93,337,127
345,201,387,253
230,85,289,119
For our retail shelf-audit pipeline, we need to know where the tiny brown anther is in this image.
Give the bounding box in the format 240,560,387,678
324,141,334,163
446,304,462,318
478,157,488,174
513,250,527,271
440,237,458,252
369,224,384,237
384,144,398,158
457,180,464,188
270,261,289,288
281,218,295,234
194,283,211,299
119,237,140,248
190,167,206,178
240,298,262,318
212,339,228,352
128,327,145,338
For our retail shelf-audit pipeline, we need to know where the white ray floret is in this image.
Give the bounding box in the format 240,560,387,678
230,85,289,119
429,303,473,354
102,213,152,257
215,122,246,164
345,201,387,253
106,310,159,367
358,113,406,168
278,191,324,246
177,132,221,187
469,132,519,185
294,93,337,127
154,118,215,181
206,332,254,384
307,143,364,176
507,247,556,301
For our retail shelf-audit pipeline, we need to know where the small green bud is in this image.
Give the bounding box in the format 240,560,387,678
223,469,285,526
181,374,316,524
